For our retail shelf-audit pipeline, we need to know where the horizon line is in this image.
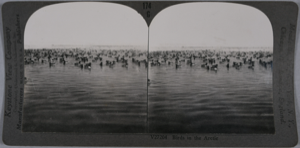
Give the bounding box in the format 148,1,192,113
25,45,273,48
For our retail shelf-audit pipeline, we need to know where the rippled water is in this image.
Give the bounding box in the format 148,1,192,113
23,50,274,134
23,56,148,133
148,56,274,134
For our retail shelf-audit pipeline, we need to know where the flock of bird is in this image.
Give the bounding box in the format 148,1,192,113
148,50,273,71
24,49,273,72
24,49,148,69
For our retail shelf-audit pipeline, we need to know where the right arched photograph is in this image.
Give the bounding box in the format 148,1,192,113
148,2,274,134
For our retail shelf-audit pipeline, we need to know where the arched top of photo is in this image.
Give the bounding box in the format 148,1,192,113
24,2,148,50
149,2,273,52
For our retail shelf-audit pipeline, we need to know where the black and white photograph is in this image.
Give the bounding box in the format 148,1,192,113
148,2,274,133
23,2,148,133
1,0,299,147
24,2,273,134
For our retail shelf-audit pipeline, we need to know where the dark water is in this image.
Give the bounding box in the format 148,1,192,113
23,56,148,133
148,56,274,134
23,50,274,134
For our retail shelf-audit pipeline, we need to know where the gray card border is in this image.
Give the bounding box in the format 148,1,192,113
1,1,299,147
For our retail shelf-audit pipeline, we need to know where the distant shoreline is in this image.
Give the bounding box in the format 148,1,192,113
24,45,148,50
24,45,273,52
150,46,273,52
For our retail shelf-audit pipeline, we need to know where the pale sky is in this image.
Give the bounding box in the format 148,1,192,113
25,2,148,48
149,2,273,51
25,2,273,51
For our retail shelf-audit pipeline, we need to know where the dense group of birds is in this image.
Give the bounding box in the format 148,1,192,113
24,49,273,72
149,50,273,71
24,48,148,69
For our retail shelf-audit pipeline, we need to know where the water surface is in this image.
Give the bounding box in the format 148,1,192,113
148,54,274,133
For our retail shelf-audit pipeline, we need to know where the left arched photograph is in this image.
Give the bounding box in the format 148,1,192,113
23,2,148,133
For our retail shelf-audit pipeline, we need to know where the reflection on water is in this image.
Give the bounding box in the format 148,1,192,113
23,51,148,133
148,50,274,133
23,49,274,134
